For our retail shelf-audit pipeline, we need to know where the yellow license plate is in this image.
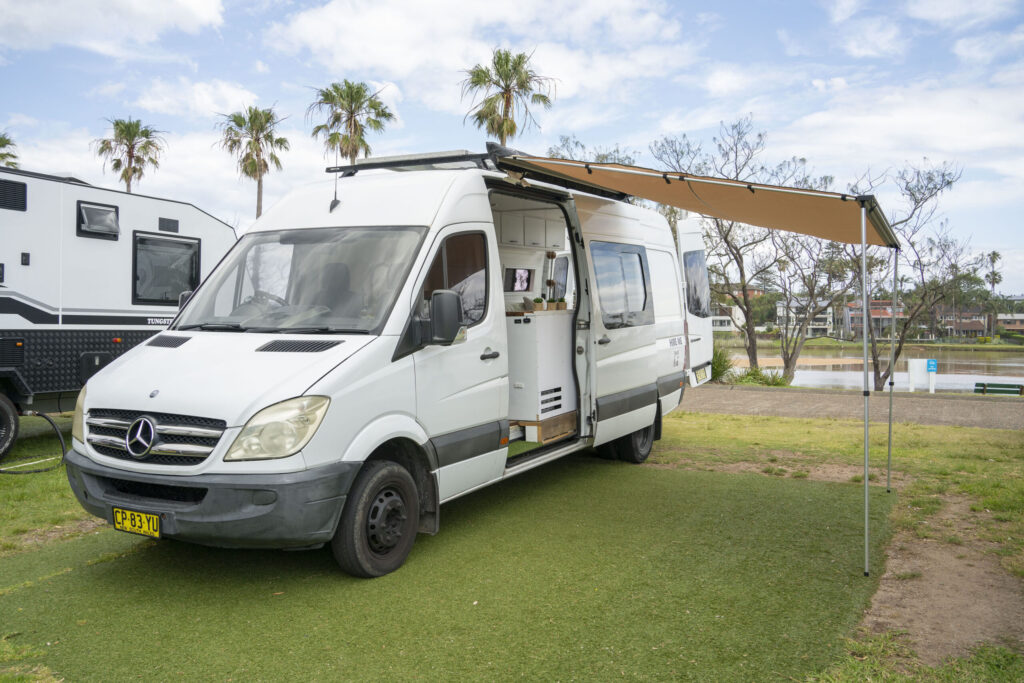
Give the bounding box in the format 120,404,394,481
695,366,708,383
112,507,160,538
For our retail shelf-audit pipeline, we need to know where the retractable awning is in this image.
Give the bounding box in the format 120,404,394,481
495,154,899,249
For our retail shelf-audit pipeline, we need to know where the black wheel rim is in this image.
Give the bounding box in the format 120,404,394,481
366,486,408,555
636,425,654,452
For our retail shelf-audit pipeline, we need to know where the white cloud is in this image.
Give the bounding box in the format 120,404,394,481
267,0,698,114
826,0,864,23
812,77,849,92
254,60,269,73
777,29,808,57
4,113,39,128
905,0,1016,30
89,82,128,99
135,77,258,119
0,0,223,58
953,25,1024,63
843,18,906,58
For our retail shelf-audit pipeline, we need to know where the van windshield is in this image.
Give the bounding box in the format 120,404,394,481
174,226,425,333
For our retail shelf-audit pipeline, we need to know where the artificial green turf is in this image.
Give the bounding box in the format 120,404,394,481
1,457,892,681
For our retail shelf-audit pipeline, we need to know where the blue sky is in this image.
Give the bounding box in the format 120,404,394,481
2,0,1023,293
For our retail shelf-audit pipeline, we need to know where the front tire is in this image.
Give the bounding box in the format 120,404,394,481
331,460,420,578
0,394,19,463
614,423,655,464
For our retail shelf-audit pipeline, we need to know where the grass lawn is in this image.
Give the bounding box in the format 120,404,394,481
657,412,1024,577
1,452,892,680
3,410,1022,680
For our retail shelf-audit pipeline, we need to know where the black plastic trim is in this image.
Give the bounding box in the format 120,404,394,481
76,199,119,241
596,383,659,422
657,371,687,397
430,421,503,468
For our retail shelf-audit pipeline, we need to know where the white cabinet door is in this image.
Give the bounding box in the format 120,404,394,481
500,213,524,246
524,216,545,247
545,220,566,250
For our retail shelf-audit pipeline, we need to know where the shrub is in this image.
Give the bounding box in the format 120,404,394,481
731,366,790,387
710,342,733,381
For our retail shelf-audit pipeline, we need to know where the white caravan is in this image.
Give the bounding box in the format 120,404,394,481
64,149,712,577
0,167,236,458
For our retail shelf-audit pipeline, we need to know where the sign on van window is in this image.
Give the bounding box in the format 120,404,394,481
683,250,711,318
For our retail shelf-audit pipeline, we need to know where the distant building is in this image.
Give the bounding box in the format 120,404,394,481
997,313,1024,333
711,304,745,333
776,298,835,337
843,300,907,339
934,306,988,338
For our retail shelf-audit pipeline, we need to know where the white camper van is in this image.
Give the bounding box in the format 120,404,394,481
0,167,237,458
64,149,712,577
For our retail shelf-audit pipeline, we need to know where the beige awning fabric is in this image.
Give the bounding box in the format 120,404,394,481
498,155,898,249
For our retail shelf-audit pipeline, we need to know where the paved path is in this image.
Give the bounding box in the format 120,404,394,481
681,384,1023,430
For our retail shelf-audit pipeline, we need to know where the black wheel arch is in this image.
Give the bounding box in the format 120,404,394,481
364,438,439,535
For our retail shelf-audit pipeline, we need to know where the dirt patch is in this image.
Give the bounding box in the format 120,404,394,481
2,517,105,556
863,496,1024,665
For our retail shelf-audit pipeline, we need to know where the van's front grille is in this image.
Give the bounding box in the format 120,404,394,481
99,476,208,504
85,409,226,466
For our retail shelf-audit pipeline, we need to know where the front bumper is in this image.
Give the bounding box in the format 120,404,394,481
65,448,361,549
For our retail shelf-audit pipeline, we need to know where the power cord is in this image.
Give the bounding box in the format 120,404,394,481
0,411,67,475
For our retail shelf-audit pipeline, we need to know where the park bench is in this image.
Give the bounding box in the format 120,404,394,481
974,382,1024,396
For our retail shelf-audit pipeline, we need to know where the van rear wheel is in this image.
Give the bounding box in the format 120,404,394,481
614,423,655,464
331,460,419,578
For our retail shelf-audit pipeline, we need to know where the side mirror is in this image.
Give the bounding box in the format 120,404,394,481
178,290,193,308
430,290,464,345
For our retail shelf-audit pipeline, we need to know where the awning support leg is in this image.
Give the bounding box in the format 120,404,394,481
887,249,898,493
861,203,870,578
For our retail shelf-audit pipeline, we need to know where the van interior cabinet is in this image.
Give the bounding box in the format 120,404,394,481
523,216,546,247
506,311,577,439
499,213,524,245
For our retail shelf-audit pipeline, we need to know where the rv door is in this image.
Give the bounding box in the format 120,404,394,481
676,226,713,386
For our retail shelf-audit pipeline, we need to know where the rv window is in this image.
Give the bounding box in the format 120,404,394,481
0,179,27,211
77,201,120,240
133,233,200,306
420,232,487,326
683,250,711,318
590,241,654,328
551,256,569,300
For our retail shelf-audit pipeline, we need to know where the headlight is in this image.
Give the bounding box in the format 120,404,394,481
72,386,87,444
224,396,330,461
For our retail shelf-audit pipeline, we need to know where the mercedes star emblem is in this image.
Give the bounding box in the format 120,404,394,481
125,417,156,459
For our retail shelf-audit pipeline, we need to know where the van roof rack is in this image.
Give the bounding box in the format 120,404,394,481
326,150,495,175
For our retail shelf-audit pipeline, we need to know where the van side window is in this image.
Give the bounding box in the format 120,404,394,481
647,250,682,322
590,241,654,328
420,232,487,325
683,250,711,318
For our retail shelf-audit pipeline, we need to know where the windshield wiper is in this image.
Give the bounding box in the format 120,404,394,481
176,322,249,332
262,327,370,334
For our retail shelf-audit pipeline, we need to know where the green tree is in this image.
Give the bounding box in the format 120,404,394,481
462,48,554,146
984,250,1002,295
93,118,165,193
307,80,394,166
0,131,18,168
217,106,289,218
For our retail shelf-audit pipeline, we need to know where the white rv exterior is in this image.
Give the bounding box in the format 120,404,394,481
63,151,712,577
0,167,236,457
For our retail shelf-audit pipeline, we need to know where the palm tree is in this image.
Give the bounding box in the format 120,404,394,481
984,250,1002,294
307,80,394,166
0,132,18,168
217,106,290,218
93,118,165,193
461,48,554,146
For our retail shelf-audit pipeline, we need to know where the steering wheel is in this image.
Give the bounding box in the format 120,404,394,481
251,289,288,307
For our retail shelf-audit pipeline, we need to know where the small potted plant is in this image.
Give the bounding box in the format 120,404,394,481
557,297,567,310
533,296,545,311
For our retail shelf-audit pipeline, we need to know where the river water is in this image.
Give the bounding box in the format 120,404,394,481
734,346,1024,392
